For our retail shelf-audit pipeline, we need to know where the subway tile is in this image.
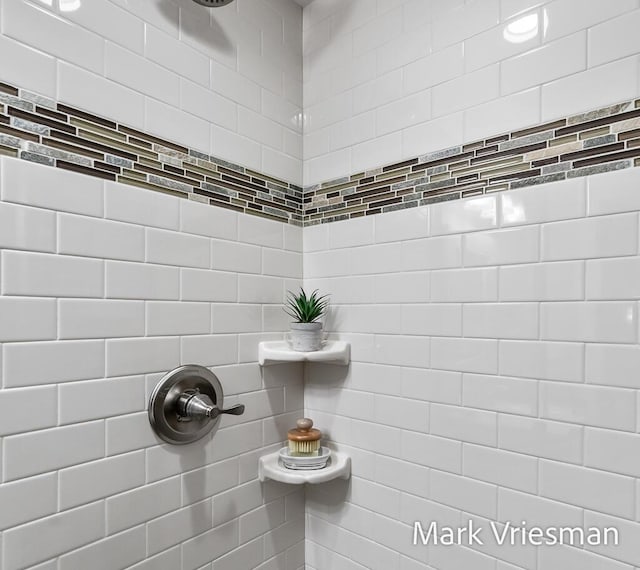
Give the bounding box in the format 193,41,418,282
238,274,284,304
212,304,262,334
106,42,179,106
59,451,145,510
106,476,182,534
401,367,462,405
0,297,57,342
58,526,146,570
586,257,640,300
540,301,637,343
146,301,210,336
105,181,180,230
586,344,640,389
148,500,212,556
146,227,210,268
145,98,210,157
430,470,497,519
540,381,636,431
498,415,583,463
463,373,538,416
376,90,431,136
585,427,640,478
499,261,584,301
180,199,237,241
0,36,56,98
180,335,238,367
0,202,56,253
542,57,639,122
499,340,584,382
431,267,498,302
181,520,239,570
374,335,429,368
463,303,538,339
59,299,145,339
430,403,497,447
401,303,462,336
105,412,160,456
58,213,145,262
3,421,105,481
106,260,180,300
146,25,208,86
463,444,537,493
212,240,262,274
375,272,429,303
540,459,635,519
181,268,237,302
0,473,57,531
3,502,104,570
106,337,180,377
2,250,104,297
3,339,104,387
59,375,145,425
501,32,586,95
58,62,146,130
463,226,539,266
543,0,637,42
431,337,498,374
0,386,57,436
430,195,498,236
2,0,104,74
238,213,284,249
401,430,462,473
262,248,302,279
500,176,586,226
539,544,633,570
433,64,500,118
589,8,640,67
465,87,541,143
583,511,640,566
2,156,104,217
401,235,462,270
588,166,640,216
402,112,465,158
498,487,583,528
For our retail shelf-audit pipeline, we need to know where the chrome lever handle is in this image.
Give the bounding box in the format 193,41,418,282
178,392,245,420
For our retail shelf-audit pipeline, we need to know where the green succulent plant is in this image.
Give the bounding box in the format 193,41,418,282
284,288,329,323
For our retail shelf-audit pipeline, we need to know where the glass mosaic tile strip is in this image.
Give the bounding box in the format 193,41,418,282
2,79,640,227
305,97,640,225
0,82,303,226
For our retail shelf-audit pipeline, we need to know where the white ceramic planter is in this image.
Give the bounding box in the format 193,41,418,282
287,322,323,352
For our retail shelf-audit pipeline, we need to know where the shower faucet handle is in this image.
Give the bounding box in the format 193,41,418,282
177,390,245,420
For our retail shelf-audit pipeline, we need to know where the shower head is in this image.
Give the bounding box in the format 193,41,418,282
192,0,235,6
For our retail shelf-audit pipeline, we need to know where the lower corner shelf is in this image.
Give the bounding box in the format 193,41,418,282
258,450,351,485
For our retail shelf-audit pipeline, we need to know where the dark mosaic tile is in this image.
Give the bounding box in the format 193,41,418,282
57,160,116,180
566,159,632,178
556,108,640,137
0,82,19,96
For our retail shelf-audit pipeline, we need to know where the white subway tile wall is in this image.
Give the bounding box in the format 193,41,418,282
303,0,640,185
0,0,302,185
305,167,640,570
0,157,304,570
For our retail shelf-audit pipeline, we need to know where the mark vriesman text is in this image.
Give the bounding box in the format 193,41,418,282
413,520,619,547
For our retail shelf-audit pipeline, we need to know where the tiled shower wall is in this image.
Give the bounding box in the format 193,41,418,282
0,155,305,570
304,167,640,570
0,0,302,185
303,0,640,186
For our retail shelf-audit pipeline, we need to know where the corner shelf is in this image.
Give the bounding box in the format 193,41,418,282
258,340,350,366
258,450,351,485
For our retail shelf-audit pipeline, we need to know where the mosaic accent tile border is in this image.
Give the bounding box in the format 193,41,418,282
0,81,303,225
304,98,640,225
2,77,639,227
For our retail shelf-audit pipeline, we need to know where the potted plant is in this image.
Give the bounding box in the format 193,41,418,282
284,288,329,352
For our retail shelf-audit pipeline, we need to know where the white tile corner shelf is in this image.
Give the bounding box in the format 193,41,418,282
258,340,350,366
258,450,351,484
